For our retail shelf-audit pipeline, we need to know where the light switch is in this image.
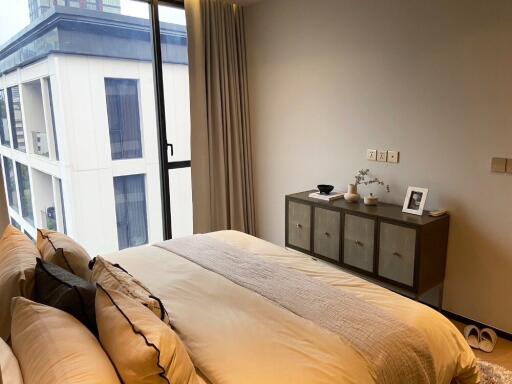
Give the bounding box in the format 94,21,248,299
507,159,512,174
387,150,399,163
367,149,377,161
377,150,387,162
491,157,507,173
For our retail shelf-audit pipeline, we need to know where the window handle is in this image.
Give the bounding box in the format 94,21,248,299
167,143,174,157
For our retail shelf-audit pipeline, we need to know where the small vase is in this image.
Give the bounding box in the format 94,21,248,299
344,184,360,203
364,193,379,206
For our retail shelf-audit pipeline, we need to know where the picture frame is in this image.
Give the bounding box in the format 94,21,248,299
402,186,429,216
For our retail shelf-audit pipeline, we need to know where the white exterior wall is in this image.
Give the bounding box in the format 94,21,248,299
0,53,191,256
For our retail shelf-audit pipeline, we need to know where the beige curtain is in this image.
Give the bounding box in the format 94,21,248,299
185,0,255,235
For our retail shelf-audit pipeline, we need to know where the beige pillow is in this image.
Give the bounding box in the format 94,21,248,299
10,296,120,384
37,228,91,280
0,338,23,384
96,285,198,384
90,256,170,324
0,225,38,341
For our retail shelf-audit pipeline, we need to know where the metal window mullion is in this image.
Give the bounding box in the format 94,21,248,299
149,0,173,240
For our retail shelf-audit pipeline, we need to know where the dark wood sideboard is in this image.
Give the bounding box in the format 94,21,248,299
285,191,450,304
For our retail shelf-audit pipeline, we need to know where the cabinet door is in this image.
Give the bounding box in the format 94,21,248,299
287,201,311,251
378,222,416,286
314,207,340,261
343,214,375,272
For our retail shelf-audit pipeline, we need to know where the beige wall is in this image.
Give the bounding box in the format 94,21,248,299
245,0,512,332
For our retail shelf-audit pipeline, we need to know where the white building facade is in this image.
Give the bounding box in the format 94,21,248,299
0,4,192,255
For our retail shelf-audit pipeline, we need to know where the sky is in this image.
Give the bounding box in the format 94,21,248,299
0,0,186,47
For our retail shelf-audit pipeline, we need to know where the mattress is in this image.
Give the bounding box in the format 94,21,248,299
103,230,479,384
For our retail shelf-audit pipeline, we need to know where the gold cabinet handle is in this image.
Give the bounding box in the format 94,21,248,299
324,231,330,237
355,240,363,247
296,223,302,230
392,252,402,258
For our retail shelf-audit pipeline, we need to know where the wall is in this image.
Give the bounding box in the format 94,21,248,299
245,0,512,332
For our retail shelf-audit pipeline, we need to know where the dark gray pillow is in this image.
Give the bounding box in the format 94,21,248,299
34,255,98,337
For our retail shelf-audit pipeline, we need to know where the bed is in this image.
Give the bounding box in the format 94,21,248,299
104,230,479,384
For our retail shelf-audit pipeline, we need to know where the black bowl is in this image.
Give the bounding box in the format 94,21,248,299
317,184,334,195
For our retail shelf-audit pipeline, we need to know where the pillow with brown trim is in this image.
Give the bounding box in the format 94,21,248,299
96,285,199,384
89,256,170,325
0,225,38,341
37,228,91,281
11,297,120,384
0,337,23,384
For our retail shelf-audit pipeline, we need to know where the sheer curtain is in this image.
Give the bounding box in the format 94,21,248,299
185,0,255,235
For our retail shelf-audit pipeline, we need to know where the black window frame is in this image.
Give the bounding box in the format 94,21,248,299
147,0,187,241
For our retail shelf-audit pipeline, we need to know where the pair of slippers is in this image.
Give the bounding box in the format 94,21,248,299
464,325,498,353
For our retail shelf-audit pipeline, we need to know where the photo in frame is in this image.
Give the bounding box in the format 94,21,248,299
402,186,429,216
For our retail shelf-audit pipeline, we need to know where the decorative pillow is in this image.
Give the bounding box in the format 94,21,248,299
90,256,170,324
37,228,91,280
34,258,97,336
0,225,38,341
10,297,120,384
0,338,23,384
95,285,198,384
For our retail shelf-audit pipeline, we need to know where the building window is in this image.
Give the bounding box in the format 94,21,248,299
0,90,10,147
3,157,18,211
113,174,148,250
16,162,33,224
46,78,60,160
105,79,143,160
24,230,35,242
10,217,21,230
7,86,26,152
57,178,67,234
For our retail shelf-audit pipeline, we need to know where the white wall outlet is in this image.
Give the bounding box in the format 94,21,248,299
387,150,399,163
367,149,377,161
377,150,388,162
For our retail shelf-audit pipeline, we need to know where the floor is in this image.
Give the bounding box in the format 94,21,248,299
452,321,512,370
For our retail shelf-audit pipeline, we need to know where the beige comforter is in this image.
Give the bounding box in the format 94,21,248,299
104,230,479,384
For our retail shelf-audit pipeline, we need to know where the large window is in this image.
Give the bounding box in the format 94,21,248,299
113,174,148,250
3,157,18,211
0,1,190,255
0,90,10,147
105,78,143,160
7,86,26,152
16,162,34,224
